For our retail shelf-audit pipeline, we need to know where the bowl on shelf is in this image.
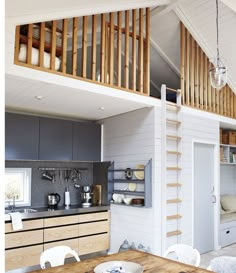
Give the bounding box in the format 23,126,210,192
132,198,144,206
123,197,133,205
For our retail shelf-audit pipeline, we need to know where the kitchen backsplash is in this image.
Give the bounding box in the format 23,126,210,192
5,160,110,207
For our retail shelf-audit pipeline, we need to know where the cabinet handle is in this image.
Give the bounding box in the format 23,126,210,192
226,230,230,234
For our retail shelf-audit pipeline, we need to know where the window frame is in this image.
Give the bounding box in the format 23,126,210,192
5,168,32,207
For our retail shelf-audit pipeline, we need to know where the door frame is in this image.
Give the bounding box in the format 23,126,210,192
192,139,220,251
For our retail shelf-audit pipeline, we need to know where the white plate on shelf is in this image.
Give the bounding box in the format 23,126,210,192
128,182,137,191
94,261,143,273
134,165,145,180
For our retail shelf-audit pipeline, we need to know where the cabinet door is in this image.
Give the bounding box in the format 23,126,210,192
73,122,101,161
39,117,73,160
5,113,39,160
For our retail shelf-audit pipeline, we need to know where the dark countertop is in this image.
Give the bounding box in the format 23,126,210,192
5,204,110,221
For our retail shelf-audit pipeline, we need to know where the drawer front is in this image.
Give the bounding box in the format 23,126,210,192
44,238,79,256
5,219,43,233
78,234,109,255
44,215,78,227
44,225,78,242
6,230,43,249
78,211,109,223
5,244,43,271
79,220,109,236
220,227,236,247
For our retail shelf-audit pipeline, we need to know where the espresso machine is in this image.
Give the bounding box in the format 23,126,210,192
80,185,93,207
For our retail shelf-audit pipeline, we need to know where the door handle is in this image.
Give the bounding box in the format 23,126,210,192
212,195,216,203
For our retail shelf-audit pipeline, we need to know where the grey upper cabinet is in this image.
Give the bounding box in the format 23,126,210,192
39,117,73,160
73,122,101,161
5,113,39,160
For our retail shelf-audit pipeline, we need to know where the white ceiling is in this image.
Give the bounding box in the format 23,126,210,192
5,0,236,120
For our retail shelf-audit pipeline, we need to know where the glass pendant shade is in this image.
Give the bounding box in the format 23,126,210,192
209,60,227,90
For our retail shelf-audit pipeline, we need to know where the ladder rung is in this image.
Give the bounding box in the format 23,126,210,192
167,183,182,187
166,87,181,93
166,135,181,140
167,150,181,155
167,214,182,220
166,119,181,125
167,167,182,171
167,230,182,237
166,102,181,109
167,198,182,204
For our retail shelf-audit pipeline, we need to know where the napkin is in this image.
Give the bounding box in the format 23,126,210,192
10,212,23,231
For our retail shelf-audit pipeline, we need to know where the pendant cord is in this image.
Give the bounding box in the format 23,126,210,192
216,0,220,65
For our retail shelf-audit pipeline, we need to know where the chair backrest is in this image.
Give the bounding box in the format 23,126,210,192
40,246,80,269
207,256,236,273
163,244,201,267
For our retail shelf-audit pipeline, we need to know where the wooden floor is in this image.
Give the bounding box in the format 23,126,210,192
200,244,236,269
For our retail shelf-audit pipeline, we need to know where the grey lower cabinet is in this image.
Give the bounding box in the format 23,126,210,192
39,117,73,160
73,122,101,161
5,113,39,160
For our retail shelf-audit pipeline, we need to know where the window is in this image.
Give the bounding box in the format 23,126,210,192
5,168,31,207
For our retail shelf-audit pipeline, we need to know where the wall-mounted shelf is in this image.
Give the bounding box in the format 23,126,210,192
220,144,236,165
107,159,152,208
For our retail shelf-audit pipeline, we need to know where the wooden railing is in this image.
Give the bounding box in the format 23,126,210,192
180,23,236,119
14,8,150,96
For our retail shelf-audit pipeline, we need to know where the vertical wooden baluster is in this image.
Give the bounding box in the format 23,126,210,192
199,48,204,109
215,86,219,114
39,22,45,68
27,24,33,65
100,14,106,83
144,7,150,95
204,53,208,110
91,15,97,81
82,16,88,78
230,86,233,118
186,28,190,106
117,11,122,87
50,20,57,70
109,12,114,85
14,25,20,63
221,86,225,115
72,17,78,76
61,19,68,74
180,23,185,105
138,8,144,93
104,22,109,83
132,10,137,91
227,85,230,117
207,59,212,111
194,42,199,108
190,34,195,106
124,11,129,89
219,86,223,115
234,90,236,118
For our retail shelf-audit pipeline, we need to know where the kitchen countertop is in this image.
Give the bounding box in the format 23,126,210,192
5,204,110,221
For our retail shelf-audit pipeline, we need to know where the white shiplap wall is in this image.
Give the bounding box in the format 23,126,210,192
180,111,219,245
220,165,236,195
101,107,163,254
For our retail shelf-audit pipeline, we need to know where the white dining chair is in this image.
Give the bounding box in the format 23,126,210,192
163,244,201,267
207,256,236,273
40,245,80,269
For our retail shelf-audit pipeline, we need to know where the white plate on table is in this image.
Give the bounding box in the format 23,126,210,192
94,261,143,273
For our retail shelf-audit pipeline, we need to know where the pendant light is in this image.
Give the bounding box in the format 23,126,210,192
209,0,227,90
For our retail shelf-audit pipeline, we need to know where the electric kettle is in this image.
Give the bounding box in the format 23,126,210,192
48,193,61,208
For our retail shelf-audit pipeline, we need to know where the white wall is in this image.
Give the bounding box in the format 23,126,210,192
220,165,236,195
101,107,163,254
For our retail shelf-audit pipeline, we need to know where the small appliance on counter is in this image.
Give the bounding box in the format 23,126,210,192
64,187,70,209
47,193,61,208
80,185,93,207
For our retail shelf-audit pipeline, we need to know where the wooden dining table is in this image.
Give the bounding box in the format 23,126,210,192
30,249,212,273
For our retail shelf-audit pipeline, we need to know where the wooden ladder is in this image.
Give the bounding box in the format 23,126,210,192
161,84,182,254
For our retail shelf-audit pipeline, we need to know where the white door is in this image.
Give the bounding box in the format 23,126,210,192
194,143,215,254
